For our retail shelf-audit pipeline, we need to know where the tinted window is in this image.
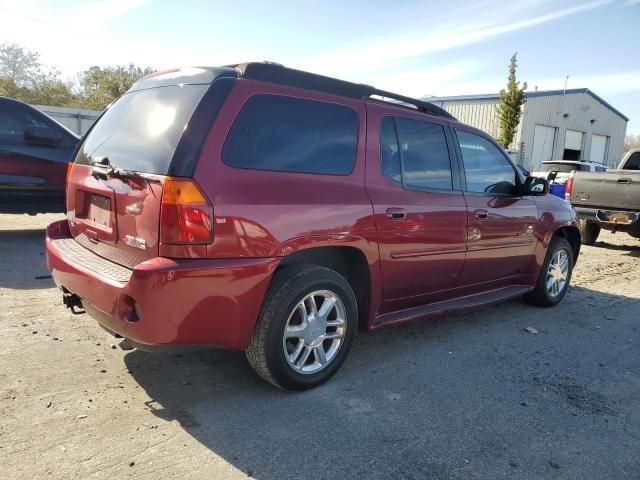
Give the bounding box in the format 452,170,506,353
75,84,208,174
595,166,607,172
380,117,401,184
457,130,517,195
540,163,586,173
625,152,640,170
0,104,50,141
223,95,358,175
380,117,452,190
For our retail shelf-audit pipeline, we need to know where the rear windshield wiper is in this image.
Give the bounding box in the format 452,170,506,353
91,157,160,183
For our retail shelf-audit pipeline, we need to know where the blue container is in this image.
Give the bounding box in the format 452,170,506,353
549,183,566,199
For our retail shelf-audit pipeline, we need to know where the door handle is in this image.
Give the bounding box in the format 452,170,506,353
617,178,631,184
386,208,407,220
473,209,489,220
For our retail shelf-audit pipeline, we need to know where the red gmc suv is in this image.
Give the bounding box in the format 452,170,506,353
46,63,580,390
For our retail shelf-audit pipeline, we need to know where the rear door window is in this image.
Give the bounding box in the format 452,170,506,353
75,84,208,174
223,94,358,175
456,130,518,195
380,116,453,190
380,117,401,184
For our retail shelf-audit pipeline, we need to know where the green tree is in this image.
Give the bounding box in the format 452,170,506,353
80,64,153,110
0,42,77,106
496,53,527,149
0,43,42,98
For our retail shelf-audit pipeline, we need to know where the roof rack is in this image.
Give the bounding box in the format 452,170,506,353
228,62,456,121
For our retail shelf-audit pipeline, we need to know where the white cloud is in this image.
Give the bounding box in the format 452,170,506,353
363,61,485,98
293,0,612,78
358,64,640,100
0,0,157,76
529,71,640,95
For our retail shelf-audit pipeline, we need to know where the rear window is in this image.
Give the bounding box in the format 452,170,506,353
222,94,358,175
75,84,208,174
625,152,640,170
540,163,588,173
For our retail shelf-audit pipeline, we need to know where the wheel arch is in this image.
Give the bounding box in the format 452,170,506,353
553,225,581,262
276,245,373,331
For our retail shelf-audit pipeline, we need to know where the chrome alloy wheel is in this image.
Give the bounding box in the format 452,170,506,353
546,248,570,298
282,290,347,375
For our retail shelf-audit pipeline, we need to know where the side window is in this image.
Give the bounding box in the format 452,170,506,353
595,166,607,172
625,152,640,170
222,94,358,175
0,104,50,141
380,117,400,184
380,116,453,190
456,130,518,195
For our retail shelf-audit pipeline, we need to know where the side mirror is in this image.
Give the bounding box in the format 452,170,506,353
524,176,549,195
23,126,63,146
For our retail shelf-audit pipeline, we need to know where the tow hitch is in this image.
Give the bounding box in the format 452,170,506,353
62,291,85,315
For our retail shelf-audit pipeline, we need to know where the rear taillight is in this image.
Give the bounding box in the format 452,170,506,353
565,174,574,201
160,178,213,244
65,162,74,203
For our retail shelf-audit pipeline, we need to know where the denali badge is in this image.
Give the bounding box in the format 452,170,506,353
124,235,147,250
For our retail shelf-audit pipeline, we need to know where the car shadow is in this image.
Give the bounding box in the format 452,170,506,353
123,286,640,479
592,239,640,255
0,229,54,290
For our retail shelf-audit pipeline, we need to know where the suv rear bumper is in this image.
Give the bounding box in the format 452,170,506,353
45,220,277,350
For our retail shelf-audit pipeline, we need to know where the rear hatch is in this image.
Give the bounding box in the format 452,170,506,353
66,74,216,268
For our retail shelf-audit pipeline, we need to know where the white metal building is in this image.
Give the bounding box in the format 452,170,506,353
427,89,628,170
33,104,101,135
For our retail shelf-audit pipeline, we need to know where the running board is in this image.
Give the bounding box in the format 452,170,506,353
372,285,532,329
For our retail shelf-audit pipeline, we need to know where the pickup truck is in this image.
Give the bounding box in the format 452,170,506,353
567,149,640,245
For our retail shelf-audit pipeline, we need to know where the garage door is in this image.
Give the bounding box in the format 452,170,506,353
565,130,583,150
590,134,608,163
563,130,584,160
531,125,556,170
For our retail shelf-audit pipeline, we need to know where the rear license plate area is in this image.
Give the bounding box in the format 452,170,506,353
87,194,112,228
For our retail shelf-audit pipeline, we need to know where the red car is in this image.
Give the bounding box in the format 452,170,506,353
46,63,580,390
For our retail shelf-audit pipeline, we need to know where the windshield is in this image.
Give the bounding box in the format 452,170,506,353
75,84,208,174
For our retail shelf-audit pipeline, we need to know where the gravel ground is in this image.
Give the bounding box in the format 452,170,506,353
1,213,639,479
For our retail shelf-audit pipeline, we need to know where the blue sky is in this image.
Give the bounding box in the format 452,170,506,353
1,0,638,133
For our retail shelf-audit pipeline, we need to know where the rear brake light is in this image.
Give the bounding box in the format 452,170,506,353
160,178,213,244
565,174,574,201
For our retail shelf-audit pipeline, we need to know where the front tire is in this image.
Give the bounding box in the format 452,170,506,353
524,236,574,307
579,219,600,246
246,264,357,390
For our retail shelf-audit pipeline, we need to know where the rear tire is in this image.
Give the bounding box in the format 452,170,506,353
524,236,574,307
246,264,357,390
579,219,600,246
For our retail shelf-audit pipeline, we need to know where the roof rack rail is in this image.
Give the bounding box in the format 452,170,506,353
228,62,456,121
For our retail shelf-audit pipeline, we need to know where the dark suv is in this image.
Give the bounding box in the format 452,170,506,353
0,97,80,214
46,63,580,390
